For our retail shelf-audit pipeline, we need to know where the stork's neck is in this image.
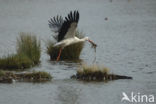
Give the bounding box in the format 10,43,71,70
75,36,89,42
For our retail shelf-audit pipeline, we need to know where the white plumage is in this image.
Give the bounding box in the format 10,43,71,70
48,10,97,61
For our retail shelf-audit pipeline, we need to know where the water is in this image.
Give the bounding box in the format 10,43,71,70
0,0,156,104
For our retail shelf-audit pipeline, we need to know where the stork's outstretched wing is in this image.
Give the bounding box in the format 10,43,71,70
48,15,64,33
48,10,79,42
58,10,79,42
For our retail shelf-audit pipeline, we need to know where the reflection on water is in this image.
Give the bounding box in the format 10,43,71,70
0,0,156,104
57,84,79,104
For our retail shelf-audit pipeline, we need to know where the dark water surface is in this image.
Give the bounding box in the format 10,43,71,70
0,0,156,104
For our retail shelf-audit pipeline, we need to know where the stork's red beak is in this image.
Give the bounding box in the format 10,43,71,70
88,39,97,47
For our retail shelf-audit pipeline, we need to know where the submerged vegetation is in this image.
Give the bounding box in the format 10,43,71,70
47,31,84,61
0,32,41,70
71,64,132,81
16,71,52,82
0,70,52,83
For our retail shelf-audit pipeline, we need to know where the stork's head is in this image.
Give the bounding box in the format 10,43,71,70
84,37,89,41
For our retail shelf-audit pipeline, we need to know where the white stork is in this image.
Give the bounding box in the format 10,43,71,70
48,10,97,61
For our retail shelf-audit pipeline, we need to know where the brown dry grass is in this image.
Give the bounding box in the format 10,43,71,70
71,64,132,81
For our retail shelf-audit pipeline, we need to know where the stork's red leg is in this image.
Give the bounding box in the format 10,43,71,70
56,48,62,61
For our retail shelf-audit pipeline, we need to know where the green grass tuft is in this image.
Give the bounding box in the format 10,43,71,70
47,31,85,61
17,32,41,64
0,32,41,70
0,70,6,77
0,54,33,70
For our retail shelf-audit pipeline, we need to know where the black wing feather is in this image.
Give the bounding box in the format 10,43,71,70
58,10,79,42
48,15,63,33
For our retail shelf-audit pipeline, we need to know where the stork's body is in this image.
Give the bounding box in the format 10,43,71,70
54,37,88,47
48,10,97,61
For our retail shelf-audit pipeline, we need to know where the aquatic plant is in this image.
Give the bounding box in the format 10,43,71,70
0,32,41,70
17,32,41,64
0,70,52,83
0,54,33,70
0,70,16,83
71,64,132,81
0,70,6,76
16,71,52,82
47,31,84,60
